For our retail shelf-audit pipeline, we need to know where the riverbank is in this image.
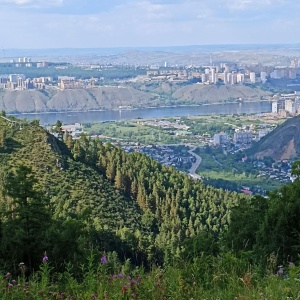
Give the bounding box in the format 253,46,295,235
10,101,272,125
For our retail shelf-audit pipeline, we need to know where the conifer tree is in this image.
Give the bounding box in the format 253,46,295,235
1,165,51,271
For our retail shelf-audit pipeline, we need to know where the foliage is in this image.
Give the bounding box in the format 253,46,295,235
1,116,300,298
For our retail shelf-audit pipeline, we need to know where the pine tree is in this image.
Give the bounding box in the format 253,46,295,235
1,165,51,271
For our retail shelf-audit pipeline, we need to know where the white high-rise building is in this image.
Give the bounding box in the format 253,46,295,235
237,73,244,83
272,101,278,113
285,99,296,114
231,72,237,84
211,68,216,84
250,72,256,83
260,72,267,83
223,71,228,84
9,74,18,83
227,73,232,85
224,65,230,73
17,76,23,89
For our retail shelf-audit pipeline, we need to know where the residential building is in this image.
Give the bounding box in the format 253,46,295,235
249,72,256,83
213,133,228,146
234,132,252,144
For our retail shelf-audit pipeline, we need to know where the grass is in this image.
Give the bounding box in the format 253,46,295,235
1,253,300,300
84,121,180,145
200,170,282,191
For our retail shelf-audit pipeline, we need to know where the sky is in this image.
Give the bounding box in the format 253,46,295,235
0,0,298,49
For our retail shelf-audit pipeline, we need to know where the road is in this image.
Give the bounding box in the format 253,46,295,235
187,145,202,180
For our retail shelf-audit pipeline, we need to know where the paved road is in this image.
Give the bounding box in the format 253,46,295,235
187,145,202,180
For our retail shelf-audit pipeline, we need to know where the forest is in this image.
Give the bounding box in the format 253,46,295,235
1,114,300,299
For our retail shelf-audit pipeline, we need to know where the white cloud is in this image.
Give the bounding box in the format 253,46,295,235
222,0,294,10
0,0,298,48
0,0,62,7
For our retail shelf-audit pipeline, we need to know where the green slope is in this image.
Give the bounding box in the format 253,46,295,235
0,115,245,270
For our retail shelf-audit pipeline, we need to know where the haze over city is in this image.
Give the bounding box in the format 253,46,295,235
0,0,299,49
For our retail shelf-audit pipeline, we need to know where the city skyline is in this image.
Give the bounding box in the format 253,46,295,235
0,0,299,49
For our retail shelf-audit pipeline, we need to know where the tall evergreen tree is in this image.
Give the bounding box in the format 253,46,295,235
1,165,51,271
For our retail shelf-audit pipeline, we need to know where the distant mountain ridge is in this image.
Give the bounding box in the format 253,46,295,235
0,84,271,113
0,87,156,113
172,84,270,103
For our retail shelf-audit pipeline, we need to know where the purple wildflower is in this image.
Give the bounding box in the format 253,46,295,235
5,272,11,278
118,273,124,278
43,256,48,263
100,256,107,264
278,266,284,275
7,283,13,287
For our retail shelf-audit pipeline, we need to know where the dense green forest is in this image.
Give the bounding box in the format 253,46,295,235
1,115,300,299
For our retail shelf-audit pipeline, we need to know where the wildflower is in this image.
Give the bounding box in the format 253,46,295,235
5,272,11,278
100,256,107,264
43,255,49,263
11,280,16,284
118,273,124,278
277,266,284,275
121,285,128,295
129,280,135,287
289,261,294,267
7,283,13,287
137,276,142,282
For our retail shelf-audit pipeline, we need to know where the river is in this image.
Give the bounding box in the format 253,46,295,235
11,101,272,124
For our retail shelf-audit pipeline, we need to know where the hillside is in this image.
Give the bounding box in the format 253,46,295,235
0,87,157,113
247,115,300,161
3,115,300,300
172,84,271,103
0,84,272,113
0,115,243,271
